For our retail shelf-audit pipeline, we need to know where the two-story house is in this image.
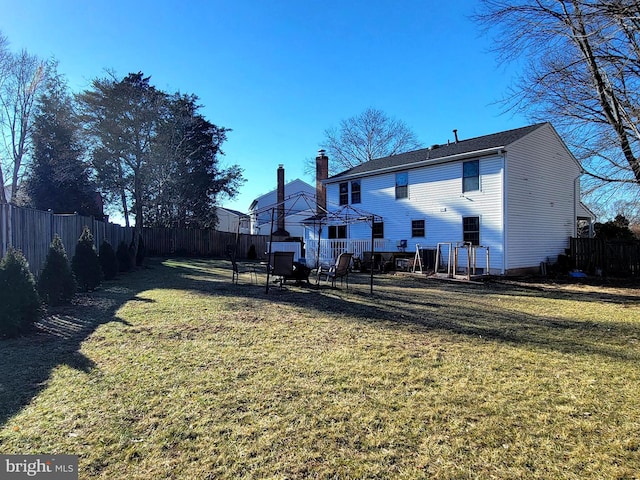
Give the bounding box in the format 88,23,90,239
319,123,594,275
248,167,316,238
216,207,250,234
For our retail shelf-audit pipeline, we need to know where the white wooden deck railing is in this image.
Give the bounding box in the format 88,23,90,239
304,238,394,267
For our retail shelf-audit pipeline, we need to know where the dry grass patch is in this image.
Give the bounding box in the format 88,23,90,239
1,258,639,479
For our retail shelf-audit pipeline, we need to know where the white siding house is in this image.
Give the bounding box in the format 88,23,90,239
248,178,316,238
321,123,593,275
216,207,250,234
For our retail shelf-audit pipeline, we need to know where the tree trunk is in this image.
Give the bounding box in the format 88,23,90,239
120,188,129,227
568,0,640,185
0,169,7,204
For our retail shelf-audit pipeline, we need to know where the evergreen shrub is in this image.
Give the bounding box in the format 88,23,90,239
0,248,42,337
38,234,76,306
134,235,145,267
99,240,118,280
116,241,133,272
71,226,102,291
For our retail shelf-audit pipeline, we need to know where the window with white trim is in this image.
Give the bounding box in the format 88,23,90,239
328,225,347,239
372,221,384,238
339,182,348,205
395,172,408,199
411,219,425,237
462,216,480,245
351,180,361,204
463,160,479,193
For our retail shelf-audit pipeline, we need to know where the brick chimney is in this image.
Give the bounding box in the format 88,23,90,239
316,149,328,215
273,164,290,237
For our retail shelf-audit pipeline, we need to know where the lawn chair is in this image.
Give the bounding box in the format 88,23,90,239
228,245,258,285
317,252,353,288
270,251,295,289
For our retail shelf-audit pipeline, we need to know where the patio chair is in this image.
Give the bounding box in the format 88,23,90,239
227,245,258,285
270,251,295,289
317,252,353,288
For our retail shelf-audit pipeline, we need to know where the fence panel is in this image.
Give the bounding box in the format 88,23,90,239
0,204,270,277
141,228,268,258
570,237,640,276
10,206,52,277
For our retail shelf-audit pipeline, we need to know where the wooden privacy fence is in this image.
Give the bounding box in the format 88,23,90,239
143,227,268,259
570,237,640,277
1,204,269,278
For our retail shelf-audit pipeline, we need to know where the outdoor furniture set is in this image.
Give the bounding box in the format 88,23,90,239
229,250,354,289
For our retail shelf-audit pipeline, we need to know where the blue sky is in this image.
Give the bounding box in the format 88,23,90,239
0,0,527,215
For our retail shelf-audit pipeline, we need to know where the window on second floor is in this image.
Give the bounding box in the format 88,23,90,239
463,160,479,193
411,219,425,237
395,172,408,199
351,180,361,204
462,216,480,245
339,182,348,205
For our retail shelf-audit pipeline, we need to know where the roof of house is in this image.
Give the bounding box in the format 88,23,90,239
219,207,249,218
249,178,315,210
327,123,549,182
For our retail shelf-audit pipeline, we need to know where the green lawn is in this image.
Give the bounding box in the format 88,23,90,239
1,258,639,479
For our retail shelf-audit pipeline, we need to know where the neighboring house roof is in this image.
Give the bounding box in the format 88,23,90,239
326,123,549,182
219,207,249,218
248,178,315,211
578,202,597,221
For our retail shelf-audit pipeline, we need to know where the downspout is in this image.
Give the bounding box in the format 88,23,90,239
573,174,582,238
501,150,507,275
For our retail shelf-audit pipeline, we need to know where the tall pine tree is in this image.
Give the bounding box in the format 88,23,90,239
26,70,101,216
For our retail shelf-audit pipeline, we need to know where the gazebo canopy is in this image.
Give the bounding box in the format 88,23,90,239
250,191,383,294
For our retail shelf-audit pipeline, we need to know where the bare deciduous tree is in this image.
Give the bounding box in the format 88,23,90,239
320,107,422,173
0,34,46,204
475,0,640,218
0,33,10,203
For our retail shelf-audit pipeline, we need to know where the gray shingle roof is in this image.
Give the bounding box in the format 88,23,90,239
327,123,548,181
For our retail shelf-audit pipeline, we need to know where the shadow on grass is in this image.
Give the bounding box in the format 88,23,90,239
164,259,640,363
2,257,638,427
0,279,143,426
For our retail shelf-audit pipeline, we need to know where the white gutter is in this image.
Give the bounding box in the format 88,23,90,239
323,146,507,184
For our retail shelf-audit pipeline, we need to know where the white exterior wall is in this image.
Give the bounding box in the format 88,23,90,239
254,209,315,238
326,154,505,272
249,179,316,234
216,209,240,233
504,124,581,271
